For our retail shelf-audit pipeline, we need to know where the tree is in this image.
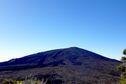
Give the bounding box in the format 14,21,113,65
118,49,126,84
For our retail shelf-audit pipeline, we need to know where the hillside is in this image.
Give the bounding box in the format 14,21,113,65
0,47,121,84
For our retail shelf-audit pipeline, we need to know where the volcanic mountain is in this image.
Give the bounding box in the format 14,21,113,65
0,47,121,84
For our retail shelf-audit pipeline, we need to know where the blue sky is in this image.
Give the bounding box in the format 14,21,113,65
0,0,126,62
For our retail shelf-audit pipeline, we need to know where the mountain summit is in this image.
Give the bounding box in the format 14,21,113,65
0,47,118,70
0,47,120,84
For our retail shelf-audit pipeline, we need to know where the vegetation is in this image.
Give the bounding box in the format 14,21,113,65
2,78,48,84
2,79,16,84
118,49,126,84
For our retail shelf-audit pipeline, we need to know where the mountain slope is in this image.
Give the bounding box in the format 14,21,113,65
0,47,121,84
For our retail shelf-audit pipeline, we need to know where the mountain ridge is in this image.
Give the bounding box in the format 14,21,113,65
0,47,120,63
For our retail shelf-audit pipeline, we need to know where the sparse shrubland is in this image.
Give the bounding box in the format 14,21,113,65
2,78,48,84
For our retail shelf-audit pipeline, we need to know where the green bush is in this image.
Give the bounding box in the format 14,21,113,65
123,49,126,55
118,65,126,72
121,57,126,61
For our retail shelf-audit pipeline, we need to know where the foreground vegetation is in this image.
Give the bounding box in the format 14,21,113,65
118,49,126,84
2,78,48,84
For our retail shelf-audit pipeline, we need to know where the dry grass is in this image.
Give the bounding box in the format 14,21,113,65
2,78,48,84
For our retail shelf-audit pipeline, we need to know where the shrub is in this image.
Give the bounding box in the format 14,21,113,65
118,49,126,84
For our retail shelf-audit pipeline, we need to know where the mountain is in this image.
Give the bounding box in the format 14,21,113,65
0,47,121,84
